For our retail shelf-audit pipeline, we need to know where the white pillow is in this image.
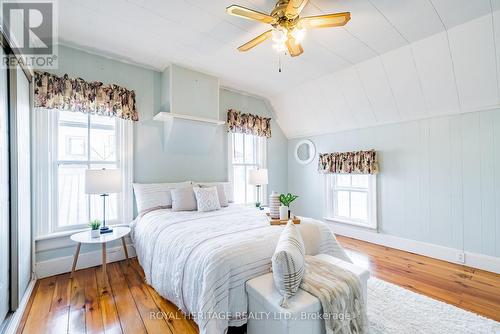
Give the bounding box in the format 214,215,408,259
171,187,197,211
193,186,221,212
198,183,228,207
133,181,192,214
197,182,233,203
271,221,305,308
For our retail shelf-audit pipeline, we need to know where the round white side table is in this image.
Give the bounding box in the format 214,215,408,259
70,226,131,285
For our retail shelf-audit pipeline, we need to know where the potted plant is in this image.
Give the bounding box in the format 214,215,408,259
279,193,299,220
89,219,101,238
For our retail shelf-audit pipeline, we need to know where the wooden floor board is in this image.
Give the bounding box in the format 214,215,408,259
83,268,104,334
337,236,500,321
107,262,147,334
20,237,500,333
22,275,56,334
49,273,71,333
95,266,122,334
119,261,173,334
68,269,87,334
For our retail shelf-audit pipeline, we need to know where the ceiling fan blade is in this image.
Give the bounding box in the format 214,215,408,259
226,5,275,24
238,30,273,52
299,12,351,29
285,0,309,19
286,36,304,57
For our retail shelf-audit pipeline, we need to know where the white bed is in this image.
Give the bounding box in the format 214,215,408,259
131,204,350,334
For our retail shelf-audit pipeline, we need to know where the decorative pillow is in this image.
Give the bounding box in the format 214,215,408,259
198,183,228,207
171,187,198,211
271,221,305,308
193,186,221,212
133,181,192,214
197,182,234,203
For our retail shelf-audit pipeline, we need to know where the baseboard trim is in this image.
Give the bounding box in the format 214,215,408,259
328,223,500,274
35,244,137,279
4,279,36,334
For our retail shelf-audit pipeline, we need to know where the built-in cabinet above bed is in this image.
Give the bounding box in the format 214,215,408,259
153,64,224,153
154,64,224,125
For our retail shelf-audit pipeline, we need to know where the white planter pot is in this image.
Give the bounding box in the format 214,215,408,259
90,229,100,238
279,205,288,220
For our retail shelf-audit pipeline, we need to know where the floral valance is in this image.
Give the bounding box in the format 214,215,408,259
34,71,138,121
318,150,379,174
227,109,271,138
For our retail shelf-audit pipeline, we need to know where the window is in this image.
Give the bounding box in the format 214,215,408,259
54,110,122,230
33,108,133,236
228,132,266,205
325,174,377,229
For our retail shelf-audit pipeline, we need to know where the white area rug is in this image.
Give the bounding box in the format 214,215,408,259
368,277,499,334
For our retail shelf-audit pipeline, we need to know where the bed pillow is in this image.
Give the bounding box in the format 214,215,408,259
198,183,228,207
271,221,305,308
197,182,233,203
171,187,197,211
193,186,221,212
133,181,192,214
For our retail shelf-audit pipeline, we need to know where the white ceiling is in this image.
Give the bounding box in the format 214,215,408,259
57,0,500,137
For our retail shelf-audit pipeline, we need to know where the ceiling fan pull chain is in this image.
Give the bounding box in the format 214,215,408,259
278,52,286,73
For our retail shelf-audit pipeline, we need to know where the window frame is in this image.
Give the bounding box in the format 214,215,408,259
33,108,134,238
227,132,267,205
324,174,377,229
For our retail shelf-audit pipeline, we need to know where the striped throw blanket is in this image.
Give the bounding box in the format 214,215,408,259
300,256,368,334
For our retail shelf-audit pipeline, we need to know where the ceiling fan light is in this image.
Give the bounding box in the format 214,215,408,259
272,27,288,43
291,27,306,43
272,41,287,52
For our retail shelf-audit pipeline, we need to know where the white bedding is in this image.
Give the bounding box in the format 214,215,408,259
131,204,350,334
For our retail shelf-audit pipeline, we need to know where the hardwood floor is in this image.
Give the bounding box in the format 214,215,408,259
18,260,198,334
18,237,500,333
338,236,500,321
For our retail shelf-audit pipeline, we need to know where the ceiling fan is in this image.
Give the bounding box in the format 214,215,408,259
226,0,351,57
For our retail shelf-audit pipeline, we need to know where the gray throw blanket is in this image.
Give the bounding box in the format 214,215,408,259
300,256,368,334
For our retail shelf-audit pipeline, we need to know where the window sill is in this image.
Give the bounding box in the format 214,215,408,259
323,217,377,230
35,223,131,241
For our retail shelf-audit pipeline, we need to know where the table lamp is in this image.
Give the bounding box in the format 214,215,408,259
85,168,121,234
248,168,268,208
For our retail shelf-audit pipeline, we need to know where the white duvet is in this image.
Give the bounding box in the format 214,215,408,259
132,204,350,334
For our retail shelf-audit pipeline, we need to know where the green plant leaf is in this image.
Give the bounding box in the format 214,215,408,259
279,193,299,206
89,219,101,230
279,193,286,205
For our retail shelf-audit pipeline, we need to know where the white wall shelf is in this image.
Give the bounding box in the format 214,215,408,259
153,111,225,125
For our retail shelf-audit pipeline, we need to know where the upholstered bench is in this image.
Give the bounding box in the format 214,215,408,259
245,254,370,334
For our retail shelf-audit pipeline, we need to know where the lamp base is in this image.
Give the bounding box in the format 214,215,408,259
100,226,113,234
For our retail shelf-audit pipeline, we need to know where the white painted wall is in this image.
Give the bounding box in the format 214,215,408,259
288,109,500,259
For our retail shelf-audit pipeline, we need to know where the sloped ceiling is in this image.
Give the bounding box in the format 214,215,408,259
57,0,500,137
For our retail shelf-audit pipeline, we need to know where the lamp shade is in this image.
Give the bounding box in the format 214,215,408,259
85,169,122,194
248,168,268,186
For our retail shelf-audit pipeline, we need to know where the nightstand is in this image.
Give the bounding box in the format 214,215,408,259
70,226,131,285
